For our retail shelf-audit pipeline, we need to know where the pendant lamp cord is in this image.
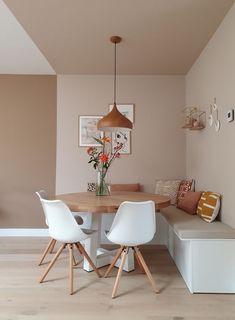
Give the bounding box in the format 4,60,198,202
114,42,117,104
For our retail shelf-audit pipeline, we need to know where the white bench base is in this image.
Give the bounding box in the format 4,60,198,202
158,212,235,293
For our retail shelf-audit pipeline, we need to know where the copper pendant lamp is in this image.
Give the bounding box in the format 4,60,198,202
97,36,133,132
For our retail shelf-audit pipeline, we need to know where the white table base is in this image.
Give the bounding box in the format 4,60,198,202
82,213,135,272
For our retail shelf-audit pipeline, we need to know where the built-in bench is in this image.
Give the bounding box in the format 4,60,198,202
158,206,235,293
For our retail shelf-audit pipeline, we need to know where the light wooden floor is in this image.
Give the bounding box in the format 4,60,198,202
0,238,235,320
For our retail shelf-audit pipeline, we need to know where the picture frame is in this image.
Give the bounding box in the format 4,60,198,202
111,131,131,155
109,104,134,155
79,116,103,147
109,104,134,122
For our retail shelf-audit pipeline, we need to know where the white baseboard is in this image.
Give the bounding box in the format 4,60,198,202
0,229,49,237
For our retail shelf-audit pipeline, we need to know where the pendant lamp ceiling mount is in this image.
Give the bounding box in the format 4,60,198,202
97,35,133,132
110,36,122,44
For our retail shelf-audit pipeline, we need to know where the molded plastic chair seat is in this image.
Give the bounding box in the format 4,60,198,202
37,197,101,294
104,201,158,298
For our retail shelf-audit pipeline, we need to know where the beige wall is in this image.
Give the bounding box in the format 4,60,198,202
56,75,185,194
0,75,56,227
186,4,235,227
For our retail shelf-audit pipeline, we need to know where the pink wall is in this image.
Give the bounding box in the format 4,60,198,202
56,75,185,194
186,4,235,227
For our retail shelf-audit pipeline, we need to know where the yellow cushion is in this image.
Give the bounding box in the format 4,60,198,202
197,191,220,223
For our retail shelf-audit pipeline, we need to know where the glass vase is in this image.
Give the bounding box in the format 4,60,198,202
96,171,110,196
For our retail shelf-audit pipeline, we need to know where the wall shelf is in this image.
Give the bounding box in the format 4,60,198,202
182,107,205,130
189,126,205,131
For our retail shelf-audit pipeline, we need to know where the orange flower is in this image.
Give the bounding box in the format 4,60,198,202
101,136,111,143
87,147,96,155
99,153,109,162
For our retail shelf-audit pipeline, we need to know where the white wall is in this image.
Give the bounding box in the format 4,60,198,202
186,4,235,227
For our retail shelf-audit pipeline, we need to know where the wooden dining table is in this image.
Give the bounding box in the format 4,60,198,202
55,191,170,272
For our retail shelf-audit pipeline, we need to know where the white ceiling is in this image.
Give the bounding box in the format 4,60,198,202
0,0,55,74
1,0,234,75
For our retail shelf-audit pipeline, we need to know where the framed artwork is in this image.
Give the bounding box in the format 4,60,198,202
79,116,103,147
109,104,134,155
109,104,134,122
111,131,131,155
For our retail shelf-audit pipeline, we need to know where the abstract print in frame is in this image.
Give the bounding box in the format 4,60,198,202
109,104,134,155
79,115,103,147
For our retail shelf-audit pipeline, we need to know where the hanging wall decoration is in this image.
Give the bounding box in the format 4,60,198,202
209,98,220,132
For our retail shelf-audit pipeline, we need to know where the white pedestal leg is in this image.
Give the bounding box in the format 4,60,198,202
83,213,101,272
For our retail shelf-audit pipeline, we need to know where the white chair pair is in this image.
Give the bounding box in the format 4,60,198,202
37,196,101,295
37,194,158,297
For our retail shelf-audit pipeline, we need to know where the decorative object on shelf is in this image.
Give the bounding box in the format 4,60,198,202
79,116,103,147
108,104,134,155
209,98,220,132
86,136,124,196
182,107,205,130
225,109,234,123
97,36,133,132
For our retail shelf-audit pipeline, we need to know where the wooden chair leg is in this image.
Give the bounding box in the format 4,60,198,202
38,238,56,266
68,244,74,295
133,247,145,273
112,247,128,299
75,243,101,278
67,245,77,266
49,239,56,253
104,246,124,278
72,254,77,266
39,243,66,283
134,247,159,293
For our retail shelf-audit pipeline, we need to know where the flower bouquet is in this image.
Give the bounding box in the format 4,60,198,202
87,136,123,196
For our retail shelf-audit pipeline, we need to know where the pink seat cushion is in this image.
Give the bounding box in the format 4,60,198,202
111,183,141,192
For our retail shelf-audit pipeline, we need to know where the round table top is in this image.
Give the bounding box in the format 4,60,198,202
55,191,171,213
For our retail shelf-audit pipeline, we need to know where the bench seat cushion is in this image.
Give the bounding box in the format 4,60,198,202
160,206,235,239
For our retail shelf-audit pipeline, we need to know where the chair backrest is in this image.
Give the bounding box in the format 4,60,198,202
36,190,49,226
110,183,141,192
108,201,156,245
36,190,48,200
39,198,87,243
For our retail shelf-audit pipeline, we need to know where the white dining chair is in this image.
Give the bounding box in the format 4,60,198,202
36,190,83,265
38,198,101,294
104,200,158,298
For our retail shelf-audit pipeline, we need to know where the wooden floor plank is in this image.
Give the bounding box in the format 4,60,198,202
0,237,235,320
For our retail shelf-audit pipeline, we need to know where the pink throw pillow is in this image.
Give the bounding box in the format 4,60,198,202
177,191,202,215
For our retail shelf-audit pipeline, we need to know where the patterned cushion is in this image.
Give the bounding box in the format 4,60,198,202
155,180,181,205
87,182,96,192
177,179,194,203
197,191,221,223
